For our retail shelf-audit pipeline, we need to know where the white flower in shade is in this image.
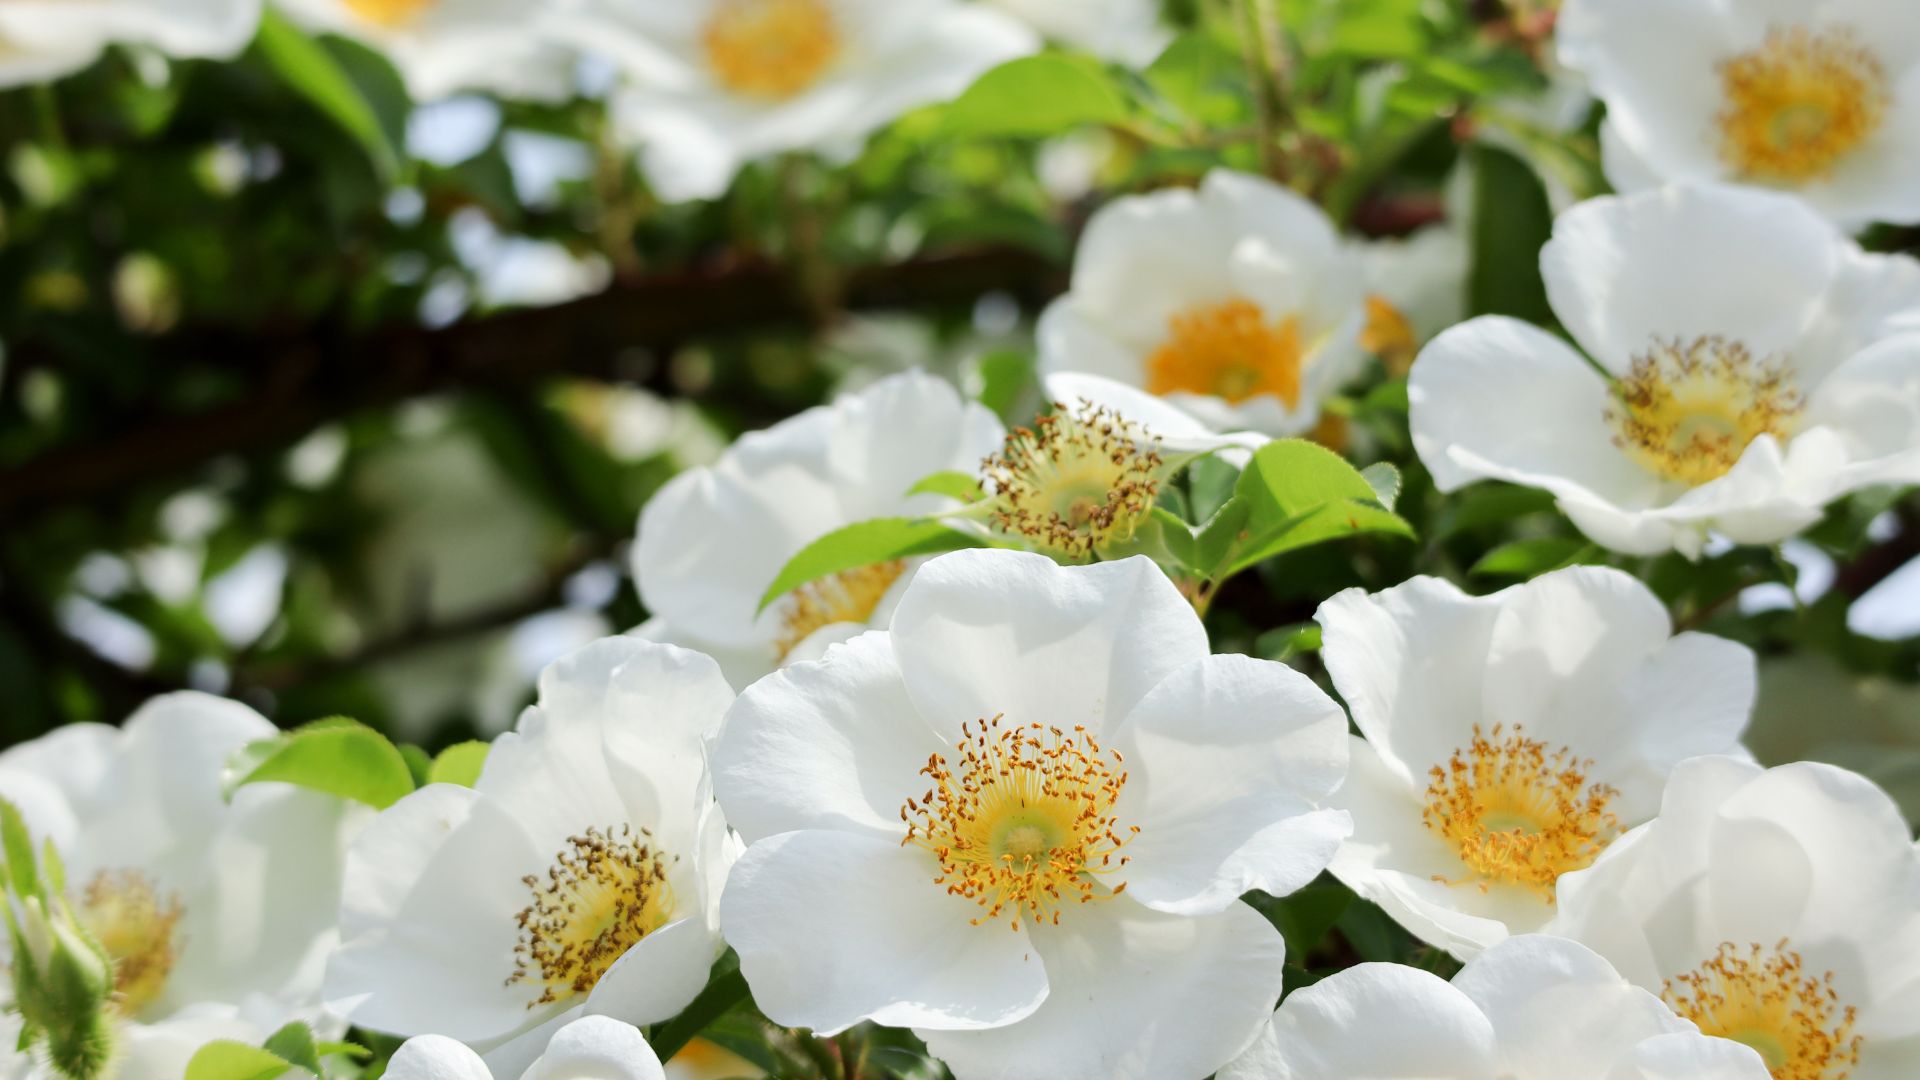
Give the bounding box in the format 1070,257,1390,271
1410,184,1920,558
385,1016,663,1080
712,549,1352,1080
1219,934,1769,1080
0,693,368,1079
323,639,735,1078
632,372,1003,689
981,0,1169,66
0,0,259,87
1358,222,1470,375
277,0,578,102
1548,757,1920,1078
1559,0,1920,227
573,0,1035,202
1318,566,1756,960
1037,170,1369,438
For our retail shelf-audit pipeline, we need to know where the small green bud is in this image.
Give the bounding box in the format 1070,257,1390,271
8,895,118,1080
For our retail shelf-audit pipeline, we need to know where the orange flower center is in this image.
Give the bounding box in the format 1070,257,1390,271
344,0,437,28
1605,336,1803,487
1422,725,1619,896
1716,27,1889,183
775,560,907,662
1665,942,1862,1079
77,869,181,1019
703,0,841,100
509,826,676,1008
1146,298,1305,407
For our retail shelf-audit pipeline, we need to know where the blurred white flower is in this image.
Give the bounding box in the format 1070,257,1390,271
1560,0,1920,227
1357,221,1470,375
278,0,578,102
1218,935,1768,1079
1318,567,1755,958
384,1015,663,1080
1038,170,1369,437
0,0,259,87
981,0,1168,66
1411,184,1920,557
567,0,1035,202
712,550,1351,1080
632,372,1003,688
1549,757,1920,1078
325,639,735,1077
0,693,369,1078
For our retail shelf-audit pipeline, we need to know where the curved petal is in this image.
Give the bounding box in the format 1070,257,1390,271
712,632,947,844
527,1016,665,1080
1110,653,1351,914
1042,372,1266,453
826,371,1006,521
384,1034,495,1080
1219,963,1495,1080
580,916,720,1028
1806,334,1920,472
890,551,1208,741
720,829,1047,1035
918,900,1286,1080
1454,934,1692,1076
1607,1031,1772,1080
1035,301,1153,388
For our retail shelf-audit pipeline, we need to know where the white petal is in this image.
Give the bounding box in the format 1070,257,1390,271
526,1016,665,1080
720,829,1048,1034
890,551,1208,740
384,1034,495,1080
1606,1031,1772,1080
1110,653,1351,914
1557,0,1739,186
625,618,775,692
1036,300,1154,389
1219,963,1495,1080
824,370,1004,521
918,900,1286,1080
712,632,948,844
581,917,721,1028
1454,934,1691,1076
1806,334,1920,472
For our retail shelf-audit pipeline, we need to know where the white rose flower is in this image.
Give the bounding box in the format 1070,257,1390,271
0,0,259,87
1548,757,1920,1078
384,1015,663,1080
323,639,736,1078
1358,222,1470,375
1319,566,1756,959
711,549,1352,1080
0,693,369,1079
1410,183,1920,558
632,372,1003,689
1559,0,1920,228
980,0,1169,66
278,0,578,102
1037,170,1369,437
1218,934,1769,1079
570,0,1035,202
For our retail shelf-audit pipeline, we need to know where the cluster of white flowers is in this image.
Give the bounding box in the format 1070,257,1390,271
6,1,1920,1079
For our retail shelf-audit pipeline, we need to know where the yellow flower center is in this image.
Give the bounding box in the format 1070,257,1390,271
1147,298,1306,407
1360,294,1418,376
1665,942,1862,1079
508,826,676,1008
703,0,841,100
344,0,437,28
980,403,1164,561
77,870,181,1019
1606,336,1803,488
1717,27,1889,184
1422,725,1619,896
902,716,1137,931
775,560,907,662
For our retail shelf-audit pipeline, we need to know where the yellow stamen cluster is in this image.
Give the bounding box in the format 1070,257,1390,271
703,0,840,100
775,559,907,662
1717,27,1888,184
1665,942,1862,1079
1360,294,1418,376
902,715,1137,931
1607,336,1803,488
508,826,676,1008
1423,725,1619,896
344,0,437,28
1146,298,1306,407
980,404,1164,560
77,870,182,1018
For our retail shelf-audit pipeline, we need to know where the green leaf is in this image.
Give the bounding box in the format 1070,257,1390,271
1467,143,1554,324
1254,622,1323,662
758,518,985,613
1359,462,1402,511
1144,31,1241,121
182,1042,291,1080
906,471,984,504
945,55,1131,137
230,719,416,810
972,348,1035,421
254,10,400,179
1245,876,1354,959
1471,537,1601,578
427,741,490,788
1208,440,1415,576
261,1023,323,1076
650,964,752,1064
1431,483,1559,541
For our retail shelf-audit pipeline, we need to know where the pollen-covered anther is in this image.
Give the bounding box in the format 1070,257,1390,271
1716,26,1889,183
1606,336,1804,487
508,825,677,1008
1147,297,1306,407
1422,725,1619,896
981,404,1164,560
77,869,182,1018
902,715,1137,931
703,0,841,100
1664,941,1862,1080
776,559,907,662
